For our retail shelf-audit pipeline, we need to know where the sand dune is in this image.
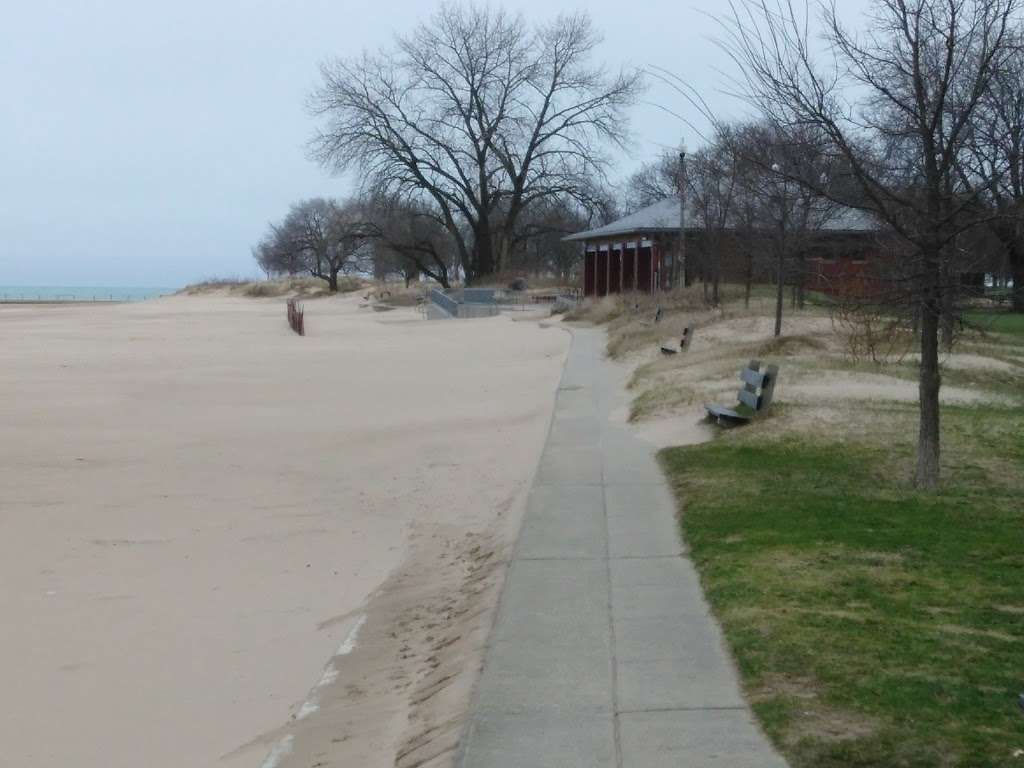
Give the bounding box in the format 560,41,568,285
0,295,568,767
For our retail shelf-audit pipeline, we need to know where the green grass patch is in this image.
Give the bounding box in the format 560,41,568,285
660,422,1024,767
964,311,1024,340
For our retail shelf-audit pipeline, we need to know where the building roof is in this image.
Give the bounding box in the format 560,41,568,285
564,196,879,242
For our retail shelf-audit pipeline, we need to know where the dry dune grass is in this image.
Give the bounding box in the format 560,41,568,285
579,290,1022,430
363,283,432,308
566,285,709,326
177,277,250,293
620,313,843,423
180,275,366,298
567,286,728,360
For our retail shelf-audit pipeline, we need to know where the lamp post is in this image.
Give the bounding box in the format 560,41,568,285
771,162,787,337
678,149,687,289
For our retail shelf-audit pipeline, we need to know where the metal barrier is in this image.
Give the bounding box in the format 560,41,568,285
429,288,459,317
427,286,576,318
1,294,128,303
458,302,500,318
463,288,497,304
0,288,174,303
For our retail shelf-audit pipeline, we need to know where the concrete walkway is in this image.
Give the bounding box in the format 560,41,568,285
457,327,787,768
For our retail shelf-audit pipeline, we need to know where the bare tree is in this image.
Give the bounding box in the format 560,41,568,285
252,233,303,278
724,122,846,334
686,134,746,306
507,195,594,281
963,27,1024,310
621,153,682,213
719,0,1019,488
308,4,642,284
619,121,841,315
254,198,371,292
361,193,460,289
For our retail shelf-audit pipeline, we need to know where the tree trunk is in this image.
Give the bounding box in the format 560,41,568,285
989,219,1024,312
940,253,956,351
472,228,495,285
796,253,805,309
744,251,752,309
497,233,510,276
774,247,784,337
401,253,448,290
1009,239,1024,312
328,270,339,292
712,250,721,306
428,260,451,290
940,289,955,351
916,274,942,489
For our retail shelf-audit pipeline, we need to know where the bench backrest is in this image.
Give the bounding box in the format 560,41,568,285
735,359,779,412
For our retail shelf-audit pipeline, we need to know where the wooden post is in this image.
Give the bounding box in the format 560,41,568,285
583,240,590,296
606,242,611,295
652,242,658,292
634,240,639,291
614,240,622,294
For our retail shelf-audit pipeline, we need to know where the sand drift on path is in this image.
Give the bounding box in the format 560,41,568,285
0,295,569,768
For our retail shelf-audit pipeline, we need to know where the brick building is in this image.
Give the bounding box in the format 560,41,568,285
564,196,882,297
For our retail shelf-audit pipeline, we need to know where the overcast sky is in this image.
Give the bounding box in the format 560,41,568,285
1,0,869,288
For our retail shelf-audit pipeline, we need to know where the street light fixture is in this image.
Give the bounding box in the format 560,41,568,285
771,161,787,337
678,147,687,289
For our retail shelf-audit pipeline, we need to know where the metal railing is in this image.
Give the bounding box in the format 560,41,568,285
463,287,497,304
1,293,132,303
429,288,460,316
427,286,580,317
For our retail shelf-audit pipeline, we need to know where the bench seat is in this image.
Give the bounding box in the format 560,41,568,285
704,404,753,422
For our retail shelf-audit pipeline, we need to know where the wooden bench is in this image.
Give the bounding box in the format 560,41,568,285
705,359,779,424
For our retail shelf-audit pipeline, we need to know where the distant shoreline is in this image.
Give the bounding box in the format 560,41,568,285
0,298,129,305
0,286,174,303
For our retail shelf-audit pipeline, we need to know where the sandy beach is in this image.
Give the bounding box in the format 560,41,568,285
0,295,569,767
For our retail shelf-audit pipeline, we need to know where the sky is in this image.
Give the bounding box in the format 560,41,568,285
1,0,869,288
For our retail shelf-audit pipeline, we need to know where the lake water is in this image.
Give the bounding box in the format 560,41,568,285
0,285,176,302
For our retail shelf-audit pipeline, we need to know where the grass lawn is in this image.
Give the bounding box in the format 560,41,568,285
660,407,1024,767
964,311,1024,339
